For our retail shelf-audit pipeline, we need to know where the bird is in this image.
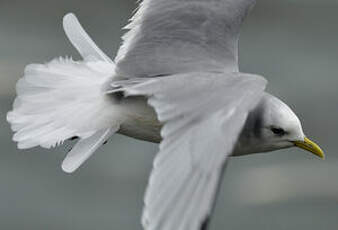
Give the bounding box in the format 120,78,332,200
7,0,324,229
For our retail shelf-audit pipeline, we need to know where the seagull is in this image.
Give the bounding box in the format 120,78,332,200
7,0,324,229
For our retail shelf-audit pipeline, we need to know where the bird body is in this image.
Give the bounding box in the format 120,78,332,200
7,1,324,230
117,95,162,143
110,86,299,157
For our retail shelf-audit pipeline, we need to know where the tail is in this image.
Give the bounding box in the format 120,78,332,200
7,13,121,173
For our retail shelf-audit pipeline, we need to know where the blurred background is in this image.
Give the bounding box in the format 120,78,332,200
1,0,337,229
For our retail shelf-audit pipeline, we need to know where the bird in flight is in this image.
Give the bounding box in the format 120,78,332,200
7,0,324,229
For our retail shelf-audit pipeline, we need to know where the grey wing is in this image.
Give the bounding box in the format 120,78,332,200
114,72,267,230
114,0,256,78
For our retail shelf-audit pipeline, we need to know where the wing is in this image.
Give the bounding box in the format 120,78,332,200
114,0,256,78
114,72,266,230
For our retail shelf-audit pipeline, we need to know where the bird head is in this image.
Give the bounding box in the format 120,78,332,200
253,94,324,158
236,94,324,159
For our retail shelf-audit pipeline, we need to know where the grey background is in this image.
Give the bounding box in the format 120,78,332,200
1,0,338,229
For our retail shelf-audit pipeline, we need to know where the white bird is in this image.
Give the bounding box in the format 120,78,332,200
7,0,324,229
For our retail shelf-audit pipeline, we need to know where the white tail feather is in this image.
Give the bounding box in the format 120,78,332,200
7,57,118,149
63,13,113,63
62,127,119,173
7,13,122,172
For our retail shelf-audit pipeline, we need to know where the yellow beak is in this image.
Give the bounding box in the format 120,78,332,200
294,137,325,159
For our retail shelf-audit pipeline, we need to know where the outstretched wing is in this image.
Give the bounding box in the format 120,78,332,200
115,0,256,78
114,72,266,230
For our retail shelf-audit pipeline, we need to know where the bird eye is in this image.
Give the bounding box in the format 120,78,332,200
271,127,285,136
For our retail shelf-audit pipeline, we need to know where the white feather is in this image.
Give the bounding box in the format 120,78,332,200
63,13,113,62
62,127,119,173
7,13,124,173
7,58,118,149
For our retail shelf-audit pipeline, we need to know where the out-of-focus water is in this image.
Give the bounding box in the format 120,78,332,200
1,0,337,229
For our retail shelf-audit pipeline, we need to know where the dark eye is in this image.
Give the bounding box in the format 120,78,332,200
271,127,285,136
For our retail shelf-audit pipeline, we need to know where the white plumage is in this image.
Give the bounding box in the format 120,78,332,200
7,14,122,172
7,58,115,148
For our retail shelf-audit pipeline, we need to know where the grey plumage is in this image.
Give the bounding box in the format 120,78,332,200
115,0,256,78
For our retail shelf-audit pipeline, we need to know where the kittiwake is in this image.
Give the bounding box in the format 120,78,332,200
7,0,324,230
